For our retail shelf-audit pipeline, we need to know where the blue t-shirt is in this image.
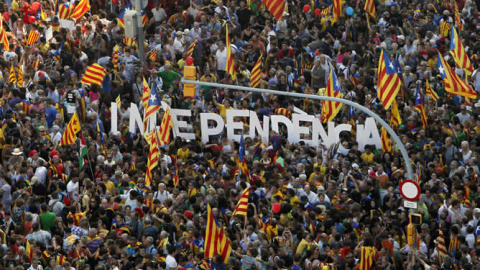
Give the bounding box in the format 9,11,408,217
45,106,57,128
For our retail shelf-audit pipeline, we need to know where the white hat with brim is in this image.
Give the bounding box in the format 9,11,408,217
12,148,23,156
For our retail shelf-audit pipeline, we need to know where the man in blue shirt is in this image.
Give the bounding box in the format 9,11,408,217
47,84,60,104
45,98,57,129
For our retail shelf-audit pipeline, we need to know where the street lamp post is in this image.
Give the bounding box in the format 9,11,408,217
181,78,415,180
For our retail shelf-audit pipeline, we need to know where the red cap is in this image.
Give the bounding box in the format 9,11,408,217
421,49,428,55
49,150,59,158
63,198,71,206
369,171,376,178
184,210,193,219
29,150,38,157
56,164,64,173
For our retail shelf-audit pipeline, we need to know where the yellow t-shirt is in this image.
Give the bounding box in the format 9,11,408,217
177,148,190,161
104,181,115,195
0,128,4,149
313,164,327,174
200,74,217,83
40,43,50,55
296,238,309,255
216,104,227,118
308,172,322,184
361,152,375,164
289,196,299,207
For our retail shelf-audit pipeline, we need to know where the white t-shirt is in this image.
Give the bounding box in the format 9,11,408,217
122,55,137,71
166,255,177,269
34,166,48,185
473,70,480,92
152,7,167,22
67,181,79,200
215,49,227,71
51,132,62,145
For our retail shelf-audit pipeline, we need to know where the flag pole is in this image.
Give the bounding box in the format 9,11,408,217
74,96,96,179
366,14,371,32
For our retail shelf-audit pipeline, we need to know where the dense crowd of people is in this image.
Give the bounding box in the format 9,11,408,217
0,0,480,269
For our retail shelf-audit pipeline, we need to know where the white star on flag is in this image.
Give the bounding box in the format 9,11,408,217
439,67,445,75
150,94,157,102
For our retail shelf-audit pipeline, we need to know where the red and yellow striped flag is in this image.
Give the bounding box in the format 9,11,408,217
414,85,428,128
438,224,447,265
26,31,40,45
142,77,151,110
59,111,81,146
33,59,40,71
364,0,376,18
205,204,232,263
145,130,160,187
437,52,476,98
449,27,473,75
425,79,439,101
359,246,377,270
390,99,402,127
259,219,278,240
81,64,106,86
454,2,463,31
144,87,161,132
377,49,401,109
158,107,173,145
0,20,9,51
16,65,23,87
448,235,459,253
8,64,16,84
333,0,344,23
274,108,291,118
186,36,198,58
250,56,263,88
381,127,392,153
232,187,250,216
321,6,330,16
26,240,33,263
124,37,134,46
112,46,120,73
226,26,236,80
263,0,286,20
149,48,157,62
173,160,179,187
56,254,66,266
71,0,90,21
21,101,30,116
440,21,451,38
321,69,344,123
58,3,75,19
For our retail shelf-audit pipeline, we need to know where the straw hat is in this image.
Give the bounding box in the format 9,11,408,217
12,148,23,156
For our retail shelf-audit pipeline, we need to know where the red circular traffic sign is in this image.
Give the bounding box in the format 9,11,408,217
399,179,421,201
